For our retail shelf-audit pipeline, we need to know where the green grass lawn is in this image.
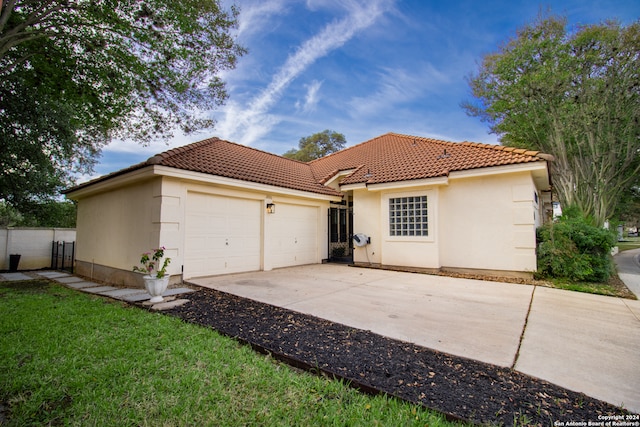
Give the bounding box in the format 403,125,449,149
0,280,463,427
617,236,640,252
542,278,630,297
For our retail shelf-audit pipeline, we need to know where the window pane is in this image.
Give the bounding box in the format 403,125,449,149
389,196,428,236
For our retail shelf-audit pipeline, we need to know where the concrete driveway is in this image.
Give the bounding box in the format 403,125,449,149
189,263,640,413
616,248,640,298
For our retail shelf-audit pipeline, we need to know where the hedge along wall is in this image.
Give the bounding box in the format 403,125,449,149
0,228,76,271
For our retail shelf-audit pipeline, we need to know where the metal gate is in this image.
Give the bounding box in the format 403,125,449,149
51,241,75,273
328,203,353,262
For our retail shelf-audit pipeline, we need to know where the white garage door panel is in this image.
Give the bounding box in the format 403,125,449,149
270,204,318,269
185,193,261,278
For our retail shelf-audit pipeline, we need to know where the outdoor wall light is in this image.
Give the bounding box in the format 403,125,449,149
266,202,276,214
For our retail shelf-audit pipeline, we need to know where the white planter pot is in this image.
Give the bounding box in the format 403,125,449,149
143,275,169,303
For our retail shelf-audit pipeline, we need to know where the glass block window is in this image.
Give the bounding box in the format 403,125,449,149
389,196,428,236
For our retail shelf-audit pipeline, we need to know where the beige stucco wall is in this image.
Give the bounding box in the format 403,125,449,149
351,189,382,265
439,171,538,274
71,168,334,286
381,188,440,269
352,186,440,269
74,178,166,286
71,162,545,285
351,169,541,276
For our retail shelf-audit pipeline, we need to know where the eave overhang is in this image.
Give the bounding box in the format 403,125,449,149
65,165,343,203
339,161,551,193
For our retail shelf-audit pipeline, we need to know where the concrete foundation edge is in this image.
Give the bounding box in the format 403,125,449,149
351,262,534,280
75,260,183,289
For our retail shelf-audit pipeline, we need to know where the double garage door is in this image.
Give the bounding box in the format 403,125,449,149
183,192,319,279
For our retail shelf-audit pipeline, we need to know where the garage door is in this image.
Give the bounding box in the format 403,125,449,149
184,192,261,278
269,204,318,269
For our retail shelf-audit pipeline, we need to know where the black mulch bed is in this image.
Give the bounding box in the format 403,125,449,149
164,287,629,426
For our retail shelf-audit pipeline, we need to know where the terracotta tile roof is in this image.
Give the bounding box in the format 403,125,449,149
310,132,547,186
148,137,342,196
65,133,548,196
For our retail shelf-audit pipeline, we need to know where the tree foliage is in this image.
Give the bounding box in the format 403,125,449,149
0,0,245,209
0,200,76,228
0,201,22,227
616,186,640,233
464,15,640,225
283,130,346,162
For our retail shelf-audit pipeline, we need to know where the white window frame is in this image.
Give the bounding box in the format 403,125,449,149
383,190,434,242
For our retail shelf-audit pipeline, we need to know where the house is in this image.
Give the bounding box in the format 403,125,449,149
63,132,553,287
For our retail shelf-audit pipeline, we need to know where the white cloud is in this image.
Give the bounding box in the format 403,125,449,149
216,0,394,146
101,129,208,155
234,0,289,39
296,80,323,113
348,63,450,118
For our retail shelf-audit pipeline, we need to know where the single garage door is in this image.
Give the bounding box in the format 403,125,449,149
269,203,319,269
184,192,261,279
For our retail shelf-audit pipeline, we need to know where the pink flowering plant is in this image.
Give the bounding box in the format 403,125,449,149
133,247,171,278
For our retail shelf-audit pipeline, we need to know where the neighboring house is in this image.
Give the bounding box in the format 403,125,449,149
64,132,553,287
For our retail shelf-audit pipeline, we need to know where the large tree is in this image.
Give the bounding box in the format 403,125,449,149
617,186,640,234
283,129,346,162
0,0,245,209
464,15,640,225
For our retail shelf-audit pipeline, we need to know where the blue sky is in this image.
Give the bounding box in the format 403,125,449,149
90,0,640,180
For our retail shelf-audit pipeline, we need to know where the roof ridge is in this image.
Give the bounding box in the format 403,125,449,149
460,141,543,158
146,138,217,164
310,132,458,166
147,136,308,165
389,132,458,146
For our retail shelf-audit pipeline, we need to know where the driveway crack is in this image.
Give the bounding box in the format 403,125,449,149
620,297,640,323
511,285,536,370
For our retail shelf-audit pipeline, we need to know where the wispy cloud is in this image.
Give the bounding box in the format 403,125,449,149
216,0,394,146
235,0,289,39
348,63,450,118
296,80,323,113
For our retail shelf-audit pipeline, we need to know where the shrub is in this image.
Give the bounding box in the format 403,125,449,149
536,210,617,282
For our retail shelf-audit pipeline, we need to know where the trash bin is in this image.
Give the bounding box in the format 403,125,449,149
9,254,21,272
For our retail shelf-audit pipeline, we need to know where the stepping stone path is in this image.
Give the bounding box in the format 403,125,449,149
0,272,32,281
0,270,194,309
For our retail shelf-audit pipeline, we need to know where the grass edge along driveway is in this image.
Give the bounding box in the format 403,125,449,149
0,279,462,427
